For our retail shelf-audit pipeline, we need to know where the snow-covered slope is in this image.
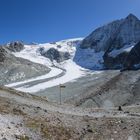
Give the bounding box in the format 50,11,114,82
15,60,85,93
6,38,91,92
39,38,83,56
74,48,104,69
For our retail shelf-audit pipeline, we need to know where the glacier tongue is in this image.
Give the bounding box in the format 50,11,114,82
16,60,85,92
6,38,92,92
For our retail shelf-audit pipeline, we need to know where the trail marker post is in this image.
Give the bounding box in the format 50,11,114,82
59,84,66,105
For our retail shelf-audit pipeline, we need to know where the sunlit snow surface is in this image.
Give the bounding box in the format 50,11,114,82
6,38,97,92
16,60,85,92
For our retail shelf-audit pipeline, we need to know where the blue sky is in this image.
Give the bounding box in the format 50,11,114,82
0,0,140,44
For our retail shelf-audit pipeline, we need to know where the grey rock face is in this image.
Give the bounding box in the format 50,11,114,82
0,47,9,62
81,14,140,52
80,14,140,69
123,41,140,69
39,48,70,63
6,41,24,52
81,19,123,52
103,52,129,69
103,14,140,69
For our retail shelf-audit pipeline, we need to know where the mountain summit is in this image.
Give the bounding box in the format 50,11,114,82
80,14,140,52
78,14,140,69
125,13,139,21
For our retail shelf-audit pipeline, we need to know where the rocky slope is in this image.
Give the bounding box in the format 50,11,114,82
1,86,140,140
79,14,140,69
74,70,140,108
0,43,50,85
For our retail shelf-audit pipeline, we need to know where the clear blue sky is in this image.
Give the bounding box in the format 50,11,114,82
0,0,140,44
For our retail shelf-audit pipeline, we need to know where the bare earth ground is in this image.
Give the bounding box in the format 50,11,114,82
0,82,140,140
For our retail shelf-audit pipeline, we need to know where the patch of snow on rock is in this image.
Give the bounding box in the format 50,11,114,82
109,44,135,58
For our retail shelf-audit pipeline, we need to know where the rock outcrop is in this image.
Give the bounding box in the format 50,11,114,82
0,47,11,63
39,47,71,63
122,41,140,70
6,41,24,52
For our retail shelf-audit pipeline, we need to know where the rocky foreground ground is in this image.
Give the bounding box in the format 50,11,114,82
0,73,140,140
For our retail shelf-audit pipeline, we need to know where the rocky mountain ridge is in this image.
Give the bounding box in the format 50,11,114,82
80,14,140,69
